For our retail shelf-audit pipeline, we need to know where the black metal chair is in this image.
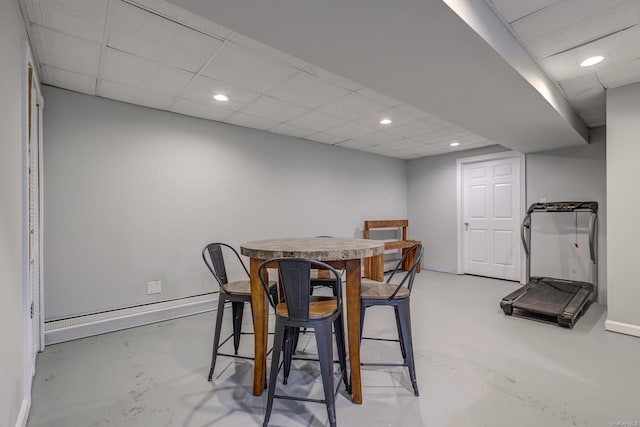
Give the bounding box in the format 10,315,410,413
259,258,349,427
359,243,424,396
202,242,276,381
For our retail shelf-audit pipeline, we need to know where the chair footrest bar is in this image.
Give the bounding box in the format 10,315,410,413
361,336,400,343
216,352,255,361
290,355,343,364
272,382,343,404
273,394,328,404
360,362,407,367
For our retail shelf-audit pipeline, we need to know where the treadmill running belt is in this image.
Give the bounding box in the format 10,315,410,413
511,279,583,316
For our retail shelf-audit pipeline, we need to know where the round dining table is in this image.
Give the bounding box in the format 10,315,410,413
241,237,384,404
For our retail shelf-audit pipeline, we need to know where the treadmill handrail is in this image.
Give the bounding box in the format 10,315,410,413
589,213,597,264
521,213,531,257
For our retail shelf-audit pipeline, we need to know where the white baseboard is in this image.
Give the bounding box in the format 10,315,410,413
15,399,30,427
45,294,218,345
605,319,640,338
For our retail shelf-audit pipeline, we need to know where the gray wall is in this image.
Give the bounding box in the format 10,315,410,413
0,0,29,425
407,134,607,300
406,145,508,273
526,127,607,303
42,87,408,320
606,83,640,334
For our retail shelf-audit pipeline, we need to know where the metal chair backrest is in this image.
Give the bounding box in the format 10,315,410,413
386,243,424,300
258,258,342,322
202,242,250,293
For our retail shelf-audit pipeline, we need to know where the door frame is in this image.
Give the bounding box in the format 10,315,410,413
456,151,526,283
22,39,44,405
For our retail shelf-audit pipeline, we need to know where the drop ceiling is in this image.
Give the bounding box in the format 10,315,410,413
487,0,640,128
21,0,638,159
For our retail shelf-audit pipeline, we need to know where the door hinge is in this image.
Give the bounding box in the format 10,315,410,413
30,302,34,319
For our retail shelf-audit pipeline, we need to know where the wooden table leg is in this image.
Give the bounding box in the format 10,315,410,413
345,259,363,404
250,257,269,396
364,253,384,281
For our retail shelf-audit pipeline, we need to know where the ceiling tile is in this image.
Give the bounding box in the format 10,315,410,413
286,110,346,133
394,103,434,120
162,23,224,72
597,58,640,88
305,132,346,145
171,98,234,122
353,131,401,145
30,24,100,76
489,0,561,23
317,92,387,121
100,47,194,97
511,0,640,58
97,78,174,110
304,64,361,91
376,139,421,151
135,92,176,111
385,119,437,138
99,47,149,86
226,112,279,130
540,24,640,82
145,63,194,96
267,71,351,109
229,32,309,70
181,76,260,111
41,64,96,95
25,0,107,42
131,0,233,39
558,74,605,108
240,96,308,122
413,144,448,156
108,1,223,73
201,41,298,93
356,107,418,130
324,121,374,139
270,123,316,138
356,88,402,107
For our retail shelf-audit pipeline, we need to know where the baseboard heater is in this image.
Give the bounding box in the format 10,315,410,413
44,293,218,345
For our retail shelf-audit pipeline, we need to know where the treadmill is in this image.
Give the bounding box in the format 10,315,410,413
500,201,598,328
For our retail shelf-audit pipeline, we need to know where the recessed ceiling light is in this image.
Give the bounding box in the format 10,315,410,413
213,93,229,102
580,56,604,67
450,141,460,147
379,118,392,125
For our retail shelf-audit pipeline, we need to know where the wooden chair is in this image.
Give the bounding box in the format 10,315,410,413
360,243,424,396
363,220,421,281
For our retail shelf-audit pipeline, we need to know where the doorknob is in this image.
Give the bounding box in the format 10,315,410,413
464,222,469,226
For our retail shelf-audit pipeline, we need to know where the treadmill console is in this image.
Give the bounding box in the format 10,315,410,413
528,201,598,214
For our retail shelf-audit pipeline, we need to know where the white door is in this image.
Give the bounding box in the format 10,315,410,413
462,156,521,281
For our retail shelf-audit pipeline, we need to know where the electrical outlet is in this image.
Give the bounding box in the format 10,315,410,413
539,197,547,204
147,280,162,295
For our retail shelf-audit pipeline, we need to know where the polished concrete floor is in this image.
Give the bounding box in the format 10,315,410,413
28,271,640,427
